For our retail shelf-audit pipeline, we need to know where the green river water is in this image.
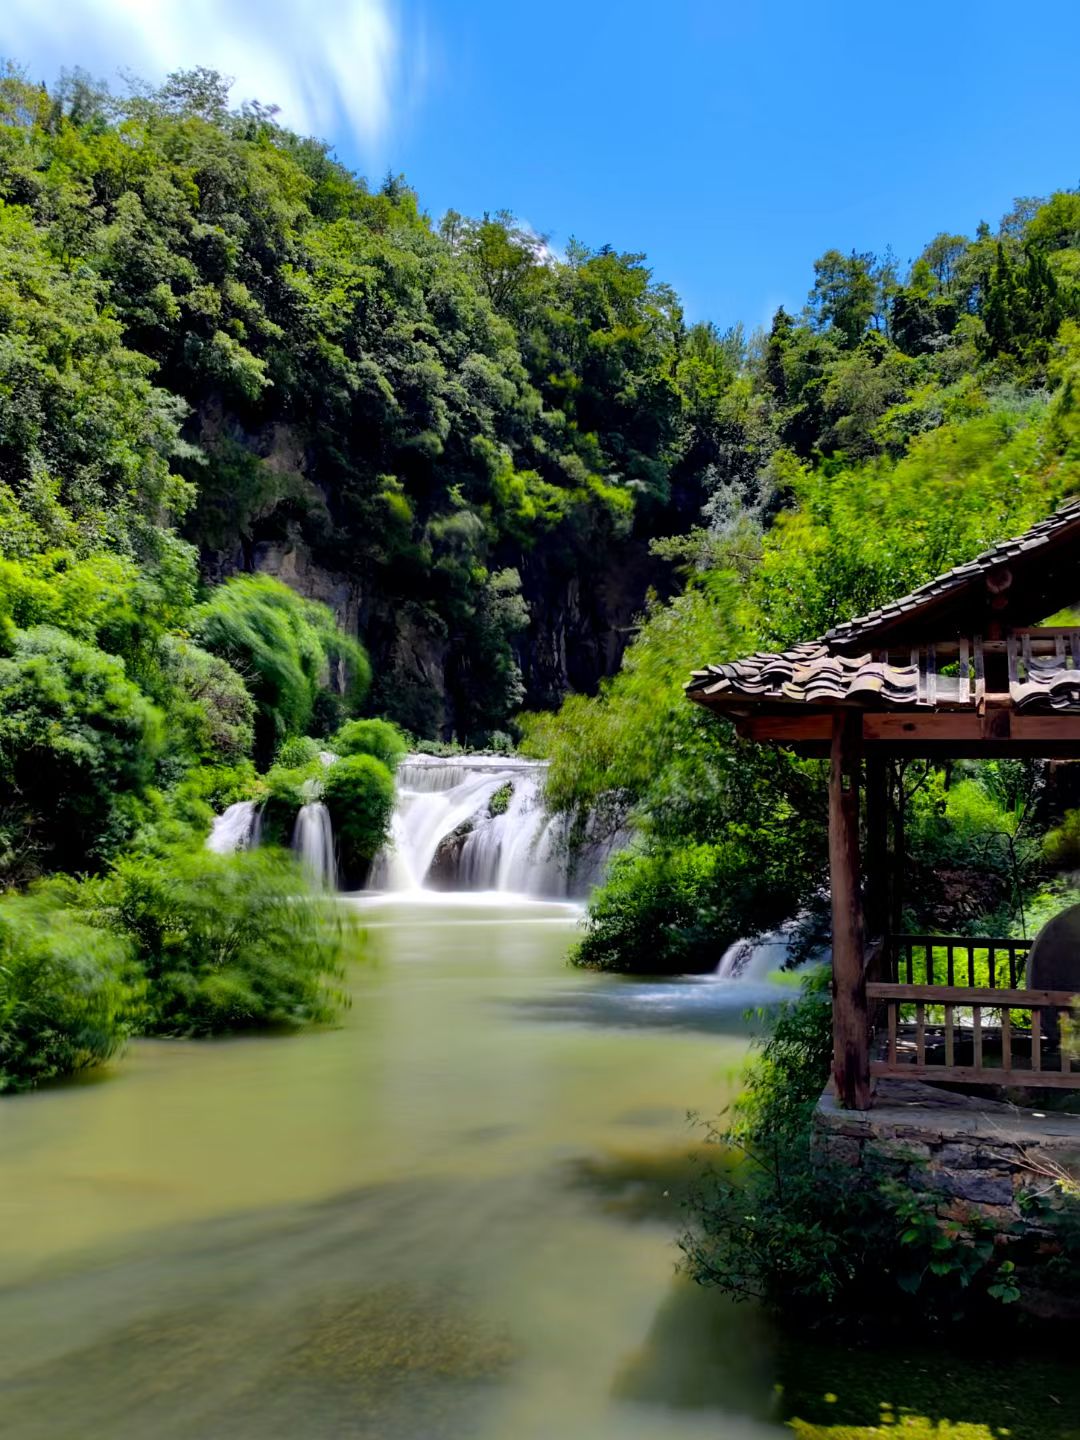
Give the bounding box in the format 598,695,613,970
1,894,1078,1439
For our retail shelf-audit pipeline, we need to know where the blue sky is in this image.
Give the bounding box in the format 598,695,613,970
4,0,1080,330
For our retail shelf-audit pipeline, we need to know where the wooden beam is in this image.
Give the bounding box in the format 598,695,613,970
1012,715,1080,742
740,714,834,744
830,710,870,1109
867,983,1079,1006
863,713,983,743
870,1063,1080,1089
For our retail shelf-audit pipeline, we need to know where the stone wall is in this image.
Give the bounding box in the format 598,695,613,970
814,1079,1080,1316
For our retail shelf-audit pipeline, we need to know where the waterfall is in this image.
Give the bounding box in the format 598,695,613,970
713,922,826,981
292,802,338,890
207,800,259,855
370,754,616,898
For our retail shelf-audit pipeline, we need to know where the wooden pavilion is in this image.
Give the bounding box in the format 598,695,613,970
688,499,1080,1110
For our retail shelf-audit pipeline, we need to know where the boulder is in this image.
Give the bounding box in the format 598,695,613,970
1025,902,1080,1044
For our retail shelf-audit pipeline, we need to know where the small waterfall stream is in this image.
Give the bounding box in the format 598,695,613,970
207,801,260,854
292,802,338,890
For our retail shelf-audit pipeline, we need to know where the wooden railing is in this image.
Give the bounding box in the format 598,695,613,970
885,934,1032,989
868,933,1080,1089
868,983,1079,1087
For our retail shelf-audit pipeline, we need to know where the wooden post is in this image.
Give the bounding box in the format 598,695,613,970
865,753,888,945
830,710,870,1109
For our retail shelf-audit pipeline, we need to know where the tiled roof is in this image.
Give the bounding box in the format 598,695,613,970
824,499,1080,648
688,642,924,707
688,500,1080,713
687,640,1080,712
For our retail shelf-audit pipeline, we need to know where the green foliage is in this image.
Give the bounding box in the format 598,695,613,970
87,845,348,1036
159,636,255,763
488,782,512,818
191,574,367,763
322,754,396,885
1044,810,1080,869
167,761,261,831
0,886,141,1091
331,718,408,769
575,839,810,974
680,978,1030,1321
0,625,163,879
257,760,322,847
528,580,826,971
276,735,322,769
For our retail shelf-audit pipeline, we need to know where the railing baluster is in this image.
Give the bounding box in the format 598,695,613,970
916,1003,926,1066
927,943,934,986
973,1005,983,1071
1032,1009,1041,1072
1002,1007,1012,1072
987,945,996,989
944,1004,955,1067
966,942,975,987
946,943,954,986
888,1002,897,1066
905,940,913,984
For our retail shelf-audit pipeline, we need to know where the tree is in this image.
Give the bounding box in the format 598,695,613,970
808,249,878,346
0,626,163,878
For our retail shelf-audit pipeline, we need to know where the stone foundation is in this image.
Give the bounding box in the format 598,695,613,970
814,1079,1080,1316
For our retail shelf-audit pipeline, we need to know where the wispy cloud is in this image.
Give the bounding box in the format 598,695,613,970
1,0,425,158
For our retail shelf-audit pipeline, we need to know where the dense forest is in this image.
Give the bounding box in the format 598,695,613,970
5,60,1080,1090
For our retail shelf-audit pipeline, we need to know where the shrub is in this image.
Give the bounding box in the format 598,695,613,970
575,838,806,974
0,626,163,878
1044,809,1080,869
332,718,408,770
257,760,323,847
0,888,141,1091
276,735,323,769
191,575,370,765
171,761,262,818
159,636,255,763
489,782,512,817
679,974,1035,1321
322,754,396,885
92,846,349,1036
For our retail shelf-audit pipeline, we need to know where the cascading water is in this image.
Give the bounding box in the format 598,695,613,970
713,918,827,981
370,755,617,899
292,778,337,890
207,800,259,855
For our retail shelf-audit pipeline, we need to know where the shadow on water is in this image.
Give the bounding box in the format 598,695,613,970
569,1141,1080,1440
774,1331,1080,1440
562,1145,714,1224
508,973,786,1037
609,1269,1080,1438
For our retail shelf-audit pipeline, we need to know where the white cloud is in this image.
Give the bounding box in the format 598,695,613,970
1,0,424,158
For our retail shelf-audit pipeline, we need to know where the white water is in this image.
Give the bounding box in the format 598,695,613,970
714,920,826,982
370,755,615,898
206,800,259,855
292,801,337,889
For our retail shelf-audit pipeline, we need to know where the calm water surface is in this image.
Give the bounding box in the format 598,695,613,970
0,896,1076,1439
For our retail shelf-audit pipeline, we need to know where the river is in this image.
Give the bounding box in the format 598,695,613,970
0,893,1077,1438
